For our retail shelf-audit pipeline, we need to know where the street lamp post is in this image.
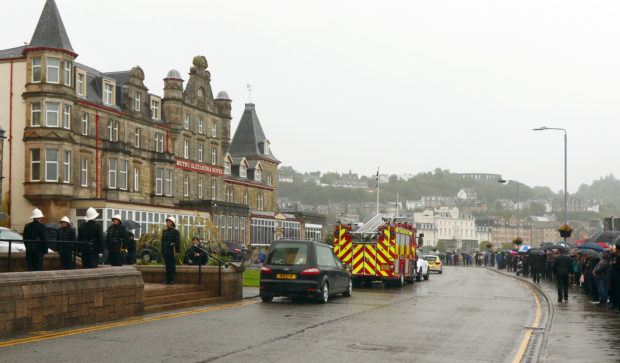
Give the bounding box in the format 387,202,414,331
498,178,520,246
533,127,568,227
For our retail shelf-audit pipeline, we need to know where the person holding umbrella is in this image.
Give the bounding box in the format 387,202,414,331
161,216,180,284
56,216,76,269
553,247,572,303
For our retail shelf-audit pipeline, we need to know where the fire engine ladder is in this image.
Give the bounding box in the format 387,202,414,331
350,213,390,276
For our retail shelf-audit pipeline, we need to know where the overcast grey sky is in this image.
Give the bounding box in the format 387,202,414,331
4,0,620,193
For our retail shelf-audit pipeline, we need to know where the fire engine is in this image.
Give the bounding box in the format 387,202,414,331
333,214,422,287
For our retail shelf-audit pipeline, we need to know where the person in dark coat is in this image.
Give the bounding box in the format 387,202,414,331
106,214,128,267
610,242,620,312
78,207,104,269
22,208,48,271
184,237,208,265
532,253,546,284
162,216,180,284
124,232,137,265
56,216,76,269
553,247,572,302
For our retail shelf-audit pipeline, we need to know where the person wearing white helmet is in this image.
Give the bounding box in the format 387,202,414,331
22,208,48,271
106,214,128,266
77,207,103,268
161,216,180,284
56,216,76,269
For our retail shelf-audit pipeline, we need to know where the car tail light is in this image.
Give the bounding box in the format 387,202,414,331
260,266,272,274
307,288,316,291
301,268,320,275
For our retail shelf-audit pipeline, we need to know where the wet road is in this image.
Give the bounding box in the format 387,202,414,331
1,267,542,362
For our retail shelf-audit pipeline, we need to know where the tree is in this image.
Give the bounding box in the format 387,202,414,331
435,240,446,253
500,242,513,250
479,241,489,250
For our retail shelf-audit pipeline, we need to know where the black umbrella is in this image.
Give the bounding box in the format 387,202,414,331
528,248,546,255
223,241,248,252
122,220,140,230
45,222,62,230
586,231,620,245
540,242,555,250
578,249,601,259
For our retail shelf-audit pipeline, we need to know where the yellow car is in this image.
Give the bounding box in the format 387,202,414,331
424,255,443,273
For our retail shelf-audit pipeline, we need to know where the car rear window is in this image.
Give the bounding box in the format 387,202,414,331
267,243,309,266
424,256,437,261
0,229,23,241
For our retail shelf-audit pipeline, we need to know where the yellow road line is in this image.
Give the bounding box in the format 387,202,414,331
0,300,259,348
512,282,542,363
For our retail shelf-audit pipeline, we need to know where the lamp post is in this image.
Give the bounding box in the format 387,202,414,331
533,127,568,226
498,178,520,246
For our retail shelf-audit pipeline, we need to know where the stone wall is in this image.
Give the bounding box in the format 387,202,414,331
134,264,242,300
0,267,144,336
0,252,79,272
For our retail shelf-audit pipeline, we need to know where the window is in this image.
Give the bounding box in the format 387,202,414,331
211,148,217,164
135,93,141,112
234,216,239,241
63,105,71,129
164,169,173,196
184,140,189,159
63,61,71,86
184,114,190,129
255,168,261,182
258,193,264,210
220,215,226,239
211,180,216,200
119,160,128,190
198,145,203,162
104,82,114,105
63,150,71,183
241,217,246,243
198,178,203,198
46,57,59,83
108,120,119,141
183,175,189,196
226,188,233,202
31,149,41,181
228,216,233,240
198,119,203,134
134,167,139,192
211,121,217,137
45,148,58,182
151,99,159,120
80,158,88,187
250,218,274,246
108,159,117,189
32,58,41,83
224,161,230,175
155,132,165,153
134,127,140,148
77,72,84,95
31,102,41,126
46,102,59,127
240,165,246,178
155,168,163,195
243,191,248,205
78,113,88,136
267,174,272,185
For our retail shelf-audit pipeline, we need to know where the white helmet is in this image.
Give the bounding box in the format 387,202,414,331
60,216,71,224
84,207,99,221
30,208,44,219
112,214,122,223
166,216,176,226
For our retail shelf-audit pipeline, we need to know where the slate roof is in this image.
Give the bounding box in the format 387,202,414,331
26,0,74,54
227,103,279,163
0,45,27,59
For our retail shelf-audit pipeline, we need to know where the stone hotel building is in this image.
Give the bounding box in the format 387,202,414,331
0,0,325,246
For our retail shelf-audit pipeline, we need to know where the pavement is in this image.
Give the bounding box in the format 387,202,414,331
492,267,620,362
242,286,260,299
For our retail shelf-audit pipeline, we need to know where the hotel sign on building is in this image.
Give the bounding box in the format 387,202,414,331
175,158,224,176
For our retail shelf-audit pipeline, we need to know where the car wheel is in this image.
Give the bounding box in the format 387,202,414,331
416,268,422,282
439,269,442,274
343,279,352,297
397,272,404,287
142,252,151,263
424,270,430,280
318,282,329,304
260,291,273,303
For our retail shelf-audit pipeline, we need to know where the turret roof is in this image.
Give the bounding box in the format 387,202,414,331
25,0,75,55
227,103,279,163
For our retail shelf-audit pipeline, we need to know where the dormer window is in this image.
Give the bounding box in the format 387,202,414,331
135,93,141,112
240,165,246,178
151,98,160,120
46,57,59,83
63,61,72,86
31,58,41,83
224,161,230,175
76,68,87,97
264,142,270,154
103,80,115,105
255,169,261,182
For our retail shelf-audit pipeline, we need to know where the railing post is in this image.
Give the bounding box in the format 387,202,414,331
7,241,11,272
218,260,222,296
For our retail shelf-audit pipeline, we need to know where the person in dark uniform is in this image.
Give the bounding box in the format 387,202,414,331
532,252,545,284
56,216,76,269
184,237,208,265
124,232,137,265
106,214,128,267
22,208,48,271
78,207,103,269
553,247,572,303
162,216,180,284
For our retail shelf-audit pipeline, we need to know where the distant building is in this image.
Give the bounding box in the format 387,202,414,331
456,188,477,201
455,173,502,183
414,207,476,250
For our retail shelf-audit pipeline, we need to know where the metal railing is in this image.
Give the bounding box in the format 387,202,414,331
1,239,93,272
